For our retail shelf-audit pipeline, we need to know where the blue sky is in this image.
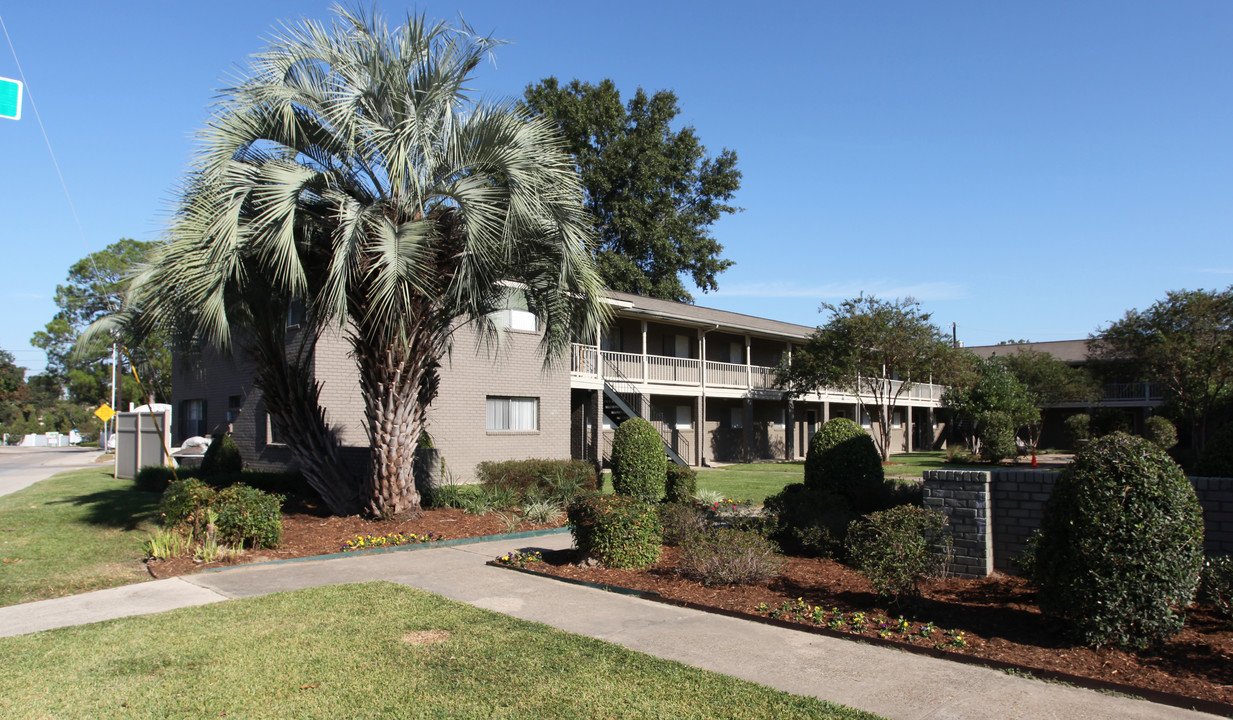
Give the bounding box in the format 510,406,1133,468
1,1,1230,374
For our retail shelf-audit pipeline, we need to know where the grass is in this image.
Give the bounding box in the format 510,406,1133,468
0,466,159,607
696,462,803,503
0,582,883,720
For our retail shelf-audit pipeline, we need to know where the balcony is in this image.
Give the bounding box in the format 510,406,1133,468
570,343,946,403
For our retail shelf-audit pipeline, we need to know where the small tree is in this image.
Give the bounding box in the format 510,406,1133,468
942,356,1038,458
1033,433,1205,648
804,417,885,512
610,418,667,502
997,344,1098,450
780,296,960,460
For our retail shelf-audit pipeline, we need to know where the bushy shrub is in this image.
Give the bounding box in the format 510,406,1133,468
213,484,284,549
678,529,786,586
804,417,885,513
1063,413,1091,450
977,411,1017,463
1143,415,1178,451
1092,408,1133,437
763,483,853,558
205,470,305,497
1033,433,1205,648
658,502,712,546
567,494,662,569
200,434,242,475
135,465,191,493
610,418,667,502
475,458,599,502
1201,556,1233,627
845,505,951,608
665,465,698,504
1197,424,1233,478
160,478,217,535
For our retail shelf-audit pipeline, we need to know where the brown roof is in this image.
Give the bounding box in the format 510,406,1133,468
967,339,1092,364
605,290,817,341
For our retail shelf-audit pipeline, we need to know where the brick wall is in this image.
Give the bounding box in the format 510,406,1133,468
921,470,993,578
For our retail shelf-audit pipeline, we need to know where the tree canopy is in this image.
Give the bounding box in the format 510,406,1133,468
942,356,1039,458
779,296,959,459
523,78,741,302
115,8,608,518
31,238,169,406
1091,287,1233,449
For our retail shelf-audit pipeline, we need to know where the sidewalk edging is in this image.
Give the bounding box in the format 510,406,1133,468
199,526,571,573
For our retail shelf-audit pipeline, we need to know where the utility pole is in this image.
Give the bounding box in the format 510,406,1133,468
109,343,117,450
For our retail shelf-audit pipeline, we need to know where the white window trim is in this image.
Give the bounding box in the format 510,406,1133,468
486,396,539,432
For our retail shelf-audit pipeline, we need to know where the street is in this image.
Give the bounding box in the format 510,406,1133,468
0,447,108,498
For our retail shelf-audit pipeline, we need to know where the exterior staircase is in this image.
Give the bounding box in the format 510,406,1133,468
600,380,689,467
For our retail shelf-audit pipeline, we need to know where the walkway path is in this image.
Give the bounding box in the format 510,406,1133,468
0,531,1220,720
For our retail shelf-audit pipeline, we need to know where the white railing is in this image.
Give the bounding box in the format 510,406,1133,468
1103,382,1163,402
750,366,777,389
601,350,644,381
705,360,747,388
647,355,701,385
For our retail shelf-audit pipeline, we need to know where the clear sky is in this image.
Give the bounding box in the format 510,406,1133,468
1,1,1230,375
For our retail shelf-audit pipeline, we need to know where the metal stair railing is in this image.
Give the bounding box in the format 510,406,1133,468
600,353,689,467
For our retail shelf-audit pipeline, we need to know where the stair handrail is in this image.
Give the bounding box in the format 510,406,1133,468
599,352,690,466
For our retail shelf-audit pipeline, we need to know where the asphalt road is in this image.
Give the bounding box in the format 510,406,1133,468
0,446,108,498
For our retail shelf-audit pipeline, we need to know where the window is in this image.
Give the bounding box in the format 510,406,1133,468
490,288,538,332
266,412,285,445
730,407,743,430
730,341,744,364
181,399,206,438
227,395,242,423
891,409,904,429
773,409,786,429
662,334,690,358
486,397,539,432
674,405,692,430
860,408,872,429
286,299,305,328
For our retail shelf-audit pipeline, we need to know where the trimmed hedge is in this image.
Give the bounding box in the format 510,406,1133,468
475,458,599,502
135,465,198,493
804,417,884,513
610,418,667,502
567,494,662,569
665,465,698,504
1033,432,1205,648
213,484,284,549
200,434,242,475
1143,415,1178,451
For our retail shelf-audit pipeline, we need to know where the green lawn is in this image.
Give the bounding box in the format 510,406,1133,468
0,466,158,607
0,582,882,720
696,462,803,503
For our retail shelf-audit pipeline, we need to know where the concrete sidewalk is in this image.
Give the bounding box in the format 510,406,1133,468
0,446,108,498
0,532,1221,720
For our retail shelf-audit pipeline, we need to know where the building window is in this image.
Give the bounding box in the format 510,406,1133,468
490,288,538,332
227,395,242,423
486,396,539,432
286,299,305,328
891,409,903,429
663,334,690,358
266,412,285,445
182,399,206,438
860,408,872,429
730,407,743,430
674,405,692,431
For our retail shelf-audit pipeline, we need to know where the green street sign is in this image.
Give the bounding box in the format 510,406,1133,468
0,77,23,120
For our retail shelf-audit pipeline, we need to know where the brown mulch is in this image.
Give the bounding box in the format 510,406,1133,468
145,494,565,579
525,546,1233,709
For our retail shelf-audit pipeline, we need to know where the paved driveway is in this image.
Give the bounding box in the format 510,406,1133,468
0,446,108,498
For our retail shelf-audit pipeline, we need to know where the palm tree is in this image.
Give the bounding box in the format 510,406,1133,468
120,8,608,517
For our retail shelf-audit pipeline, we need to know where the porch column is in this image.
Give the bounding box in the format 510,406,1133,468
590,389,602,467
742,396,754,463
641,320,648,382
906,405,914,453
695,394,704,467
784,396,795,461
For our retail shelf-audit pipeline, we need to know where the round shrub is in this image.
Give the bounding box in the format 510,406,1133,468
664,465,698,504
1143,415,1178,451
845,505,951,608
1033,432,1205,648
804,417,885,513
1201,555,1233,627
567,494,662,569
213,484,283,549
763,483,853,558
1062,413,1091,450
1197,424,1233,478
200,433,243,475
678,528,785,586
160,477,216,535
610,418,666,502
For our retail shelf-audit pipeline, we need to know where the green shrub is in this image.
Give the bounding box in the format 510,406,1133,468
803,417,885,513
200,434,243,475
1063,413,1091,450
1092,407,1133,437
845,505,951,608
763,483,853,558
1201,555,1233,627
213,484,284,549
678,528,785,586
1197,424,1233,478
135,465,187,493
610,418,667,502
977,411,1018,463
664,465,698,504
1143,415,1178,451
567,494,662,569
205,470,305,497
475,459,599,502
1033,433,1205,648
657,502,712,546
160,477,217,535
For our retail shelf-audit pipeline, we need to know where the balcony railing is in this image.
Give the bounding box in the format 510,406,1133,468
572,344,944,400
1102,382,1163,402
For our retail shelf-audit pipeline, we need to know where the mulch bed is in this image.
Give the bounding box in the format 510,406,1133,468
145,493,565,579
522,545,1233,710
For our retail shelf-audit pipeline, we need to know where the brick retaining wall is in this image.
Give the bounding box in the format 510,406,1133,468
922,469,1233,578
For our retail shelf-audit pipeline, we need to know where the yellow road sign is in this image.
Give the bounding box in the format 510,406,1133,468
94,404,116,423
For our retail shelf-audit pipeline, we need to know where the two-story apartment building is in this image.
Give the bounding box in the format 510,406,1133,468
173,291,949,481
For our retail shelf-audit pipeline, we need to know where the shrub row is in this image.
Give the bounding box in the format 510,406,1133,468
160,477,284,549
567,494,661,569
475,458,599,503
